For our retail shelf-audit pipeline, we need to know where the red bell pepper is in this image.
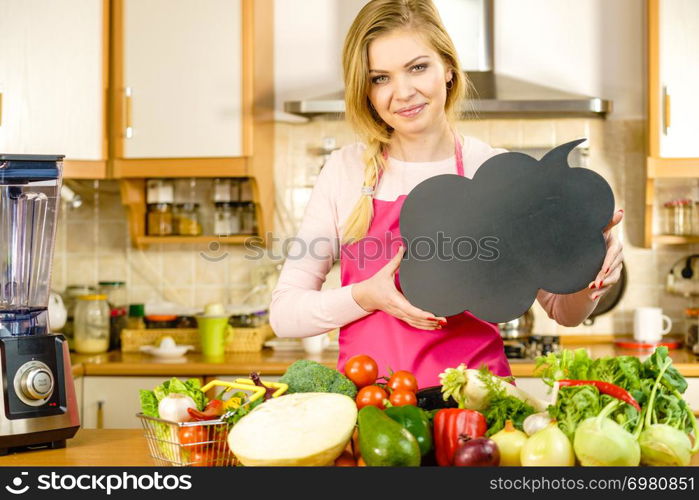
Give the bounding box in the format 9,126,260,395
187,399,225,421
557,380,641,412
433,408,487,466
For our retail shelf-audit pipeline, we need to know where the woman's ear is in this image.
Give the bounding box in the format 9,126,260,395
446,69,454,83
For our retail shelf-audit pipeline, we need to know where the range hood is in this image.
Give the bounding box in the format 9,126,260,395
284,0,610,118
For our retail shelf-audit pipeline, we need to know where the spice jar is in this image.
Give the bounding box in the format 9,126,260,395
74,295,110,354
214,202,241,235
240,202,257,234
99,281,128,350
663,199,694,235
174,203,203,236
684,308,699,352
147,203,174,236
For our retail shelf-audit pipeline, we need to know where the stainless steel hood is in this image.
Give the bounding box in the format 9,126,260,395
284,0,611,118
284,72,611,117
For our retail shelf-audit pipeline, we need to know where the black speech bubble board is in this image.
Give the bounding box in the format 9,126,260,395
398,139,615,323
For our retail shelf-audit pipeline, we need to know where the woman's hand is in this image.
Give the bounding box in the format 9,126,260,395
352,246,447,330
588,209,624,300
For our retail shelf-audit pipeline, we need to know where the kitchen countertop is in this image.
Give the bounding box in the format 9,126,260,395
67,336,699,378
0,430,152,466
0,429,697,466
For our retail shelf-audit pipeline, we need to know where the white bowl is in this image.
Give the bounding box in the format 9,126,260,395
140,345,194,359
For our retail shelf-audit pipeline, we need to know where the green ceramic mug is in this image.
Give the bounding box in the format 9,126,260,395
196,316,232,360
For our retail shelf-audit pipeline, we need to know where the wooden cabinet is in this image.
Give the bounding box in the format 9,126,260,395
112,0,275,246
82,375,200,429
0,0,108,178
117,0,244,160
645,0,699,246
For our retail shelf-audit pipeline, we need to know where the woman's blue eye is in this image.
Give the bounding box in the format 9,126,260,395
412,63,427,71
372,75,388,84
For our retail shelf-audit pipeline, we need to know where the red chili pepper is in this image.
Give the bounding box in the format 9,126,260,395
558,380,641,412
433,409,487,466
187,399,225,421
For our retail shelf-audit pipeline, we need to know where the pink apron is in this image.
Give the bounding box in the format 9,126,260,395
338,136,511,389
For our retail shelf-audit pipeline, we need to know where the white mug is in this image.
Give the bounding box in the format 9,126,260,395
633,307,672,343
302,333,330,354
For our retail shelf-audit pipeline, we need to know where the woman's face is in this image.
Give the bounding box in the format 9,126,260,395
367,29,452,135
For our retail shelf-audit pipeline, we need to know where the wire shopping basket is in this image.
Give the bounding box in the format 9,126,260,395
137,413,236,467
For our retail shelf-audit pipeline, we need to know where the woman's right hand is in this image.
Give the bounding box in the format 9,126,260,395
351,246,447,330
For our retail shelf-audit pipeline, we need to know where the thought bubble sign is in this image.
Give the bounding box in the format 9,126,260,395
399,139,615,323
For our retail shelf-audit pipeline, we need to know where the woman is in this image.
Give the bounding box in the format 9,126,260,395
270,0,623,388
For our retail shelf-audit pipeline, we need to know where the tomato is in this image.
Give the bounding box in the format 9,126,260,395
189,448,216,467
387,370,418,394
388,388,418,407
344,355,379,388
178,425,209,449
355,385,387,410
357,456,367,466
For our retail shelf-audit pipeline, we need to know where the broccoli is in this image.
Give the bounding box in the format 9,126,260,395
279,360,357,398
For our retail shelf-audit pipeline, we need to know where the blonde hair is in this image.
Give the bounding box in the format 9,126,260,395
341,0,469,244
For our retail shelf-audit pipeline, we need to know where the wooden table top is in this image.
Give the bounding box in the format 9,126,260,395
0,430,153,466
0,429,696,466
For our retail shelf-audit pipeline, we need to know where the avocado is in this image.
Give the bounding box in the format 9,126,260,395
357,406,421,466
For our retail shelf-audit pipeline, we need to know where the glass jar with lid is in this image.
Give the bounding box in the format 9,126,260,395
99,281,128,351
174,203,203,235
214,202,241,235
74,295,110,354
147,203,174,236
240,202,257,234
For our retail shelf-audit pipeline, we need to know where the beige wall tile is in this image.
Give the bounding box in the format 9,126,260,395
65,254,97,287
483,120,518,148
97,223,128,254
554,119,589,144
97,255,128,283
522,120,556,148
162,252,194,287
66,221,96,253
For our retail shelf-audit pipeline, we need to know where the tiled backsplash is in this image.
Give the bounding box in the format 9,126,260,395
53,117,697,335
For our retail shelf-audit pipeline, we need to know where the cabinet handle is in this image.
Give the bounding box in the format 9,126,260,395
662,86,671,135
97,400,104,429
124,87,133,139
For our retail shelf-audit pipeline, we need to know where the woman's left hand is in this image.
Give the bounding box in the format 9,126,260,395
588,209,624,300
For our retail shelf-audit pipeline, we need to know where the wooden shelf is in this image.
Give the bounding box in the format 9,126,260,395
653,234,699,245
135,235,257,246
63,160,108,180
647,157,699,178
111,158,248,178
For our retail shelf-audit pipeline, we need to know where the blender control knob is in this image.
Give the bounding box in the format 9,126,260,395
21,368,54,400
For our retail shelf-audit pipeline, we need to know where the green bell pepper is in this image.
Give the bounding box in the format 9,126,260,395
384,405,433,456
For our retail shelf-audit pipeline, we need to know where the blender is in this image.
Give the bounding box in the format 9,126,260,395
0,154,79,454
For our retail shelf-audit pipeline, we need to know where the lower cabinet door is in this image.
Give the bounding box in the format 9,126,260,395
82,376,201,429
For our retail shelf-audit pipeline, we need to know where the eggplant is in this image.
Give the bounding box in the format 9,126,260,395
416,386,458,411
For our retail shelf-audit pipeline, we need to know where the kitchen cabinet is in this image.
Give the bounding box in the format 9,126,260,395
0,0,109,179
645,0,699,246
112,0,275,247
82,375,200,429
116,0,243,160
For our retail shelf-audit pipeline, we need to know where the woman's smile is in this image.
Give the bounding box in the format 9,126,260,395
395,103,427,118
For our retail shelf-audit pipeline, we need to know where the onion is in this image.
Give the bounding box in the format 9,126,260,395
453,436,500,467
520,422,575,466
158,393,197,422
490,420,528,466
523,412,552,436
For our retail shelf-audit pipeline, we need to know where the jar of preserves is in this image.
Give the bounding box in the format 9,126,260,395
74,295,110,354
240,202,257,234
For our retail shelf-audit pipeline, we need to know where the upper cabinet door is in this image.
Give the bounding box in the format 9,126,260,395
0,0,105,159
122,0,243,158
658,0,699,158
